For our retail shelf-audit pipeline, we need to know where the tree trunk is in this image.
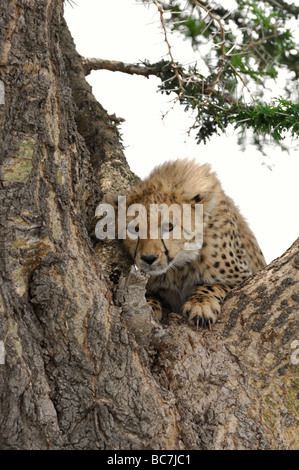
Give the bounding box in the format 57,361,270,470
0,0,298,450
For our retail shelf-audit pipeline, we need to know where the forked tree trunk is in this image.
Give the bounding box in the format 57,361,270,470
0,0,298,450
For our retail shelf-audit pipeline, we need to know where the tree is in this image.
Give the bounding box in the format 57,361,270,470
0,0,298,450
83,0,299,151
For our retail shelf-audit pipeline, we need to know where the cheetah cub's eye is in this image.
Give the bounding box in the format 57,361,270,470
127,223,140,235
161,222,174,233
193,194,201,203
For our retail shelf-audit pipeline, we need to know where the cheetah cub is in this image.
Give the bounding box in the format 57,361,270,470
108,159,266,328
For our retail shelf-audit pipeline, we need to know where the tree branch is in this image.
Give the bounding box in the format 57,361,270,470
190,0,227,111
153,0,185,107
82,57,160,78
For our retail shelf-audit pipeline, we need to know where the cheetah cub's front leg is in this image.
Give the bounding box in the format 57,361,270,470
182,285,232,329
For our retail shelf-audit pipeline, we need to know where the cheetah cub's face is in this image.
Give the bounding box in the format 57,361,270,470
105,160,218,277
123,206,201,275
107,191,210,276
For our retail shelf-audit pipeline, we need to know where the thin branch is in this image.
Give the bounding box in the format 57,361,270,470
152,0,185,117
226,60,254,101
190,0,226,64
189,0,227,117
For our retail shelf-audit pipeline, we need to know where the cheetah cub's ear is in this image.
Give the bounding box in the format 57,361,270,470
104,192,127,211
104,192,119,208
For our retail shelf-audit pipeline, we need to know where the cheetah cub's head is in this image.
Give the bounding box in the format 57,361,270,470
106,159,219,276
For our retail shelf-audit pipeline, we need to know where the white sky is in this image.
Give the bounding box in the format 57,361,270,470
64,0,299,264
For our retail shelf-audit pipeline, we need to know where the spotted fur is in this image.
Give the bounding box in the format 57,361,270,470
108,158,266,328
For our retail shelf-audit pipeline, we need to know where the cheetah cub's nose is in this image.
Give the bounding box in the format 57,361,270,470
141,255,158,265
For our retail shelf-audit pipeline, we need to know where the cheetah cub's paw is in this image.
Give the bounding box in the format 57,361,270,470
182,284,231,329
182,296,221,329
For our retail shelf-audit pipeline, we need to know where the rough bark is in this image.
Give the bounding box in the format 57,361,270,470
0,0,298,450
